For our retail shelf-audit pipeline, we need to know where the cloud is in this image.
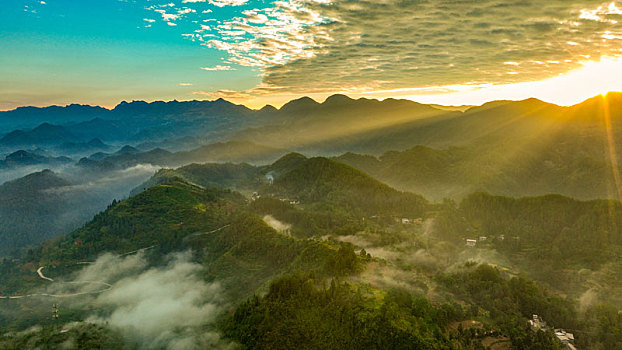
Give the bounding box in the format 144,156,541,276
179,82,194,86
192,89,253,100
200,65,236,71
42,164,161,196
209,0,250,7
204,1,332,68
262,215,291,234
187,0,622,95
154,9,180,21
580,2,622,23
69,251,234,350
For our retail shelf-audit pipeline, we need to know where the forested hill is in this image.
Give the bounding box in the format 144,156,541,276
434,192,622,307
271,156,429,218
0,170,79,256
438,192,622,267
134,153,430,219
0,176,578,349
2,165,622,348
334,139,620,201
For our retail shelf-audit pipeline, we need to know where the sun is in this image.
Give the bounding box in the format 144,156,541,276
561,56,622,100
376,55,622,107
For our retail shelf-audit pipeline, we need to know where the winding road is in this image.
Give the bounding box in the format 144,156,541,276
0,224,231,300
0,266,112,299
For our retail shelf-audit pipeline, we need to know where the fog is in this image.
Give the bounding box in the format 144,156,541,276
0,163,73,185
0,164,161,256
340,219,518,296
55,251,235,350
263,215,292,235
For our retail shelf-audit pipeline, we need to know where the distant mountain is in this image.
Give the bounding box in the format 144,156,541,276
0,123,80,147
79,141,286,171
0,99,266,145
4,93,622,180
0,104,109,130
114,144,140,155
135,135,205,152
334,139,618,201
233,94,458,154
0,150,72,169
64,118,129,142
321,92,622,201
173,141,284,165
232,92,622,157
58,138,112,154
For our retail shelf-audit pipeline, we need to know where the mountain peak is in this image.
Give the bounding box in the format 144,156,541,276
87,137,105,145
33,122,58,130
322,94,355,106
259,104,278,113
279,96,320,113
116,145,139,155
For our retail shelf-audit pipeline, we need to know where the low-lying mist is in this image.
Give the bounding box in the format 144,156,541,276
338,219,519,297
52,251,234,350
0,164,161,256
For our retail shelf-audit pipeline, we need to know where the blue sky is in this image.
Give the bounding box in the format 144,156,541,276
2,0,622,110
1,0,263,109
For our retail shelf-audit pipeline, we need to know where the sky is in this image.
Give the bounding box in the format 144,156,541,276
2,0,622,110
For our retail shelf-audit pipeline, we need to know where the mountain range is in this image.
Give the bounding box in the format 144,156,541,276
2,150,620,349
3,92,622,155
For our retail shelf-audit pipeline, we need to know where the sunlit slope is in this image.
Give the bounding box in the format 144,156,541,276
232,95,566,154
233,93,622,200
335,139,617,200
329,93,622,200
233,95,457,154
132,162,262,195
136,153,430,219
271,156,429,217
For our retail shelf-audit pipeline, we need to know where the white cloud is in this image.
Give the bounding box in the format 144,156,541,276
200,65,235,71
154,9,180,21
580,2,622,23
203,0,333,68
192,89,252,100
208,0,249,7
177,7,196,15
72,252,234,350
156,0,622,96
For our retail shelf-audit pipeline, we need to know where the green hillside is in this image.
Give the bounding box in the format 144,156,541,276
2,157,622,349
271,156,429,218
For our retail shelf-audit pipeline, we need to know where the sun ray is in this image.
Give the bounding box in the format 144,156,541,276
602,94,622,200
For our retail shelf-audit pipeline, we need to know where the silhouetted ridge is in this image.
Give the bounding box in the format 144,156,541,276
278,96,320,114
